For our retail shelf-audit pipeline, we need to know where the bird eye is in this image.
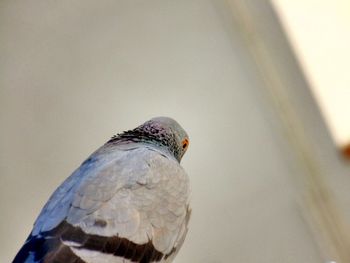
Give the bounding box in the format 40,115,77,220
182,138,189,149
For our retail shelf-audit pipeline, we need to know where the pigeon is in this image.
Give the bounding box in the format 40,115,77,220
13,117,191,263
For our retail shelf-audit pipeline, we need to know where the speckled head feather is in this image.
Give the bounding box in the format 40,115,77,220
108,117,189,162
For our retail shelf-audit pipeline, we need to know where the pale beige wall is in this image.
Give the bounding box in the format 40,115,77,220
0,0,334,262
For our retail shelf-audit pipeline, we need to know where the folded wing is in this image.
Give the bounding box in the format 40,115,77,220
13,146,190,263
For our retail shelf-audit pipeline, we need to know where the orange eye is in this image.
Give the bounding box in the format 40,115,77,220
182,138,189,149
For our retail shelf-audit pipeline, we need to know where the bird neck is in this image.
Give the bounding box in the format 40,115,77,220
106,129,181,162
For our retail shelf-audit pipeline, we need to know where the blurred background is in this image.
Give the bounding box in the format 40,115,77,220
1,0,350,262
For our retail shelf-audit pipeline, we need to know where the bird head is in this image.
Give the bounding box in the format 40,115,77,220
111,117,189,162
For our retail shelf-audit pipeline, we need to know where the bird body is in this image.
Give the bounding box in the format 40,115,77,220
13,117,191,263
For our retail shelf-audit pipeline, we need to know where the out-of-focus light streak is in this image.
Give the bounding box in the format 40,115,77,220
272,0,350,147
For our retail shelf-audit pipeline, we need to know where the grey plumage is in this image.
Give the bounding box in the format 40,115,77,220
13,117,191,263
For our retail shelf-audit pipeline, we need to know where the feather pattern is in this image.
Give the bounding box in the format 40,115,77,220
13,117,191,263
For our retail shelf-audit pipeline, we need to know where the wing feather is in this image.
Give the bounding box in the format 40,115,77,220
14,145,190,262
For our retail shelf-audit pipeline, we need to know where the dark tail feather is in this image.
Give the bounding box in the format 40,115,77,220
12,234,85,263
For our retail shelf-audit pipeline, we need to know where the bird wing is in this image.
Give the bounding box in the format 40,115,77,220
13,146,190,263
